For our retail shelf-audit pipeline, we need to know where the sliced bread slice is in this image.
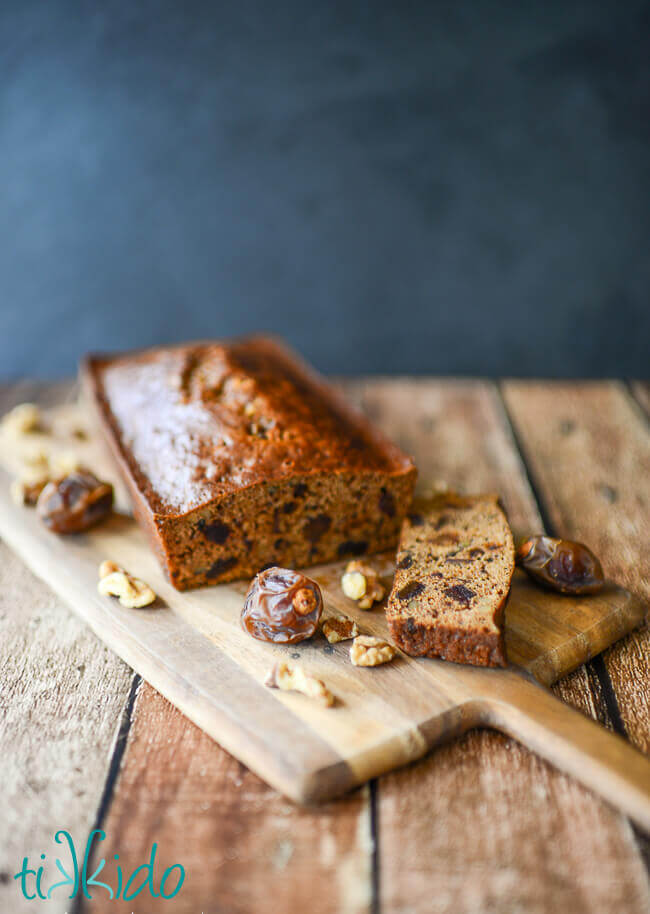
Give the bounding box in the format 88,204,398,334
386,492,514,667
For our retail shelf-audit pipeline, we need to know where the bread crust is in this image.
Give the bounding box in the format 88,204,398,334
388,596,509,667
81,337,417,589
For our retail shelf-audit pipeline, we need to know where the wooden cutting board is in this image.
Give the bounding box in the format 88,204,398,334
1,397,649,830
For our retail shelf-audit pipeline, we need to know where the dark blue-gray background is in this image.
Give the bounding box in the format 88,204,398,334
1,0,649,379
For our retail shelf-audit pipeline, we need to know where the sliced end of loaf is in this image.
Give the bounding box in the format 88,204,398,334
385,492,514,668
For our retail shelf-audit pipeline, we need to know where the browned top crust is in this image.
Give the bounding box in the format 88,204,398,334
82,337,415,517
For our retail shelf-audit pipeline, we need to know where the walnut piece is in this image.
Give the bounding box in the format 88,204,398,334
1,402,42,435
350,635,397,667
322,614,360,644
10,452,83,509
265,661,334,707
99,560,120,578
49,451,82,476
341,570,366,601
10,471,50,506
342,560,386,610
23,450,50,472
97,561,156,608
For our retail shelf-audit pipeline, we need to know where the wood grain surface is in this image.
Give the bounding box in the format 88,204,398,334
345,379,650,914
0,383,135,914
87,684,373,914
0,393,647,816
0,379,648,914
503,381,650,752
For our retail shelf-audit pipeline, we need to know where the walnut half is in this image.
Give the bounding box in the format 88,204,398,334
350,635,397,667
10,471,50,506
265,661,334,707
1,402,42,435
10,452,83,508
98,561,156,608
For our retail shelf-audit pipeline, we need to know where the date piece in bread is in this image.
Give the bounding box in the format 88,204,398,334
386,493,514,667
81,337,416,590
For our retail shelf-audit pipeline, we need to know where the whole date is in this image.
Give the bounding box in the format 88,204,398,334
242,566,323,644
516,535,604,595
37,470,114,534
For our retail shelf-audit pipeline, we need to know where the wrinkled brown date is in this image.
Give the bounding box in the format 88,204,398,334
37,470,114,534
241,566,323,644
516,535,604,595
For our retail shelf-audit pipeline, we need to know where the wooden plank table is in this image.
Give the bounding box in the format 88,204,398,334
0,379,648,914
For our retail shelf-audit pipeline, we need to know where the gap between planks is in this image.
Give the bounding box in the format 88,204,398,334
628,381,650,423
85,378,650,914
496,383,631,742
500,379,650,749
0,381,135,914
70,676,142,914
348,378,649,914
3,380,648,914
501,379,650,878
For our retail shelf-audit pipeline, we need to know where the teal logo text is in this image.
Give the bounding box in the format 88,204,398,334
14,830,185,902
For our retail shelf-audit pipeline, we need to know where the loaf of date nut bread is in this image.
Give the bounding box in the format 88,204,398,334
386,493,514,667
81,337,416,590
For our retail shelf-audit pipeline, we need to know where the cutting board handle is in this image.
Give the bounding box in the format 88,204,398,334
480,672,650,833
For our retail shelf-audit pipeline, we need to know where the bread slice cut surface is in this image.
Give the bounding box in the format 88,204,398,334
386,493,514,667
